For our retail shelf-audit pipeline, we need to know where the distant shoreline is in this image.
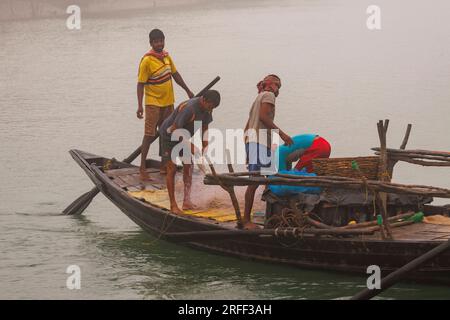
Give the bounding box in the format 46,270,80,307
0,0,209,22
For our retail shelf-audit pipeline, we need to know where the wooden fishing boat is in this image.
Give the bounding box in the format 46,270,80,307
69,148,450,285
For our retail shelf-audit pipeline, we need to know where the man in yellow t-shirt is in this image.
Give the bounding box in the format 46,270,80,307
137,28,193,180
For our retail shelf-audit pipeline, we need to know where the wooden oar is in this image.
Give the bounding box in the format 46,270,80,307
351,238,450,300
63,76,221,215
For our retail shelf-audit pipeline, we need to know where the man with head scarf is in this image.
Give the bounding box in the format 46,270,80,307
242,74,293,229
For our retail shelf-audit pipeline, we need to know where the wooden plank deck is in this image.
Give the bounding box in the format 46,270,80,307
106,167,166,191
106,167,159,177
367,222,450,241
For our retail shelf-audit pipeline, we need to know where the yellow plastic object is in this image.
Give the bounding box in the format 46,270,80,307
128,190,237,222
348,220,357,225
423,215,450,226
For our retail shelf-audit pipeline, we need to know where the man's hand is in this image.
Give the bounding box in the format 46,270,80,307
187,90,194,99
136,106,144,119
280,132,293,146
192,146,208,175
190,143,201,157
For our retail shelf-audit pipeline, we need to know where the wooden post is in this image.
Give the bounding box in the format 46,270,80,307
399,124,412,150
225,149,235,174
387,124,412,177
205,155,243,229
203,173,450,197
377,120,393,239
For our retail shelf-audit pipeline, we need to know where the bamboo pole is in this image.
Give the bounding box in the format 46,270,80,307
204,174,450,197
380,153,450,162
388,123,411,178
270,206,415,232
340,220,415,234
342,212,414,229
223,171,448,190
373,148,450,167
387,158,450,167
222,172,448,191
164,226,377,242
377,120,392,239
225,149,235,173
399,124,412,150
372,147,450,158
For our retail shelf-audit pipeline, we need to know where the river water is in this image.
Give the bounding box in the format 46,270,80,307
1,0,449,299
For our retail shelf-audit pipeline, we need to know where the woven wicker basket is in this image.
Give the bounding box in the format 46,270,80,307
312,156,380,180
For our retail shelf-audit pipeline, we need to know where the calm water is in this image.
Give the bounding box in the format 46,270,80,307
1,0,449,299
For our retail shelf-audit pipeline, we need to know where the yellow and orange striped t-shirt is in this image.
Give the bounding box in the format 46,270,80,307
138,54,177,107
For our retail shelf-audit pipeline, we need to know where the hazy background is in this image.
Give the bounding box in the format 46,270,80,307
0,0,449,299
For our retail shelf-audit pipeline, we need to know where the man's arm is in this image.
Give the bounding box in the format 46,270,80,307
285,149,305,163
172,72,194,98
188,124,208,160
285,149,305,170
136,82,145,119
137,56,149,119
259,102,293,145
202,124,209,153
167,108,194,135
259,102,278,130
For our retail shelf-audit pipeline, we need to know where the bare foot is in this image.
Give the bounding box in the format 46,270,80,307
170,205,184,215
182,201,198,211
243,222,261,230
139,170,152,181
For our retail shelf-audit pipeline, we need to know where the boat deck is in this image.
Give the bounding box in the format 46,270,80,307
364,221,450,241
104,166,450,241
106,166,164,192
105,166,259,226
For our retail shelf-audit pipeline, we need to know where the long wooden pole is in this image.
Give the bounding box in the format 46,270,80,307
377,120,392,239
343,212,414,229
380,153,450,162
164,226,377,242
205,155,243,229
351,239,450,300
203,174,450,197
386,158,450,167
64,76,221,215
372,148,450,158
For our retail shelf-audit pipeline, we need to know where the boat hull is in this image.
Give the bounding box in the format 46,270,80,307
70,150,450,285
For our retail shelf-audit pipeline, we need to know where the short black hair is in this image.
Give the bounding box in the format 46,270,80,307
202,90,221,108
149,29,165,42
